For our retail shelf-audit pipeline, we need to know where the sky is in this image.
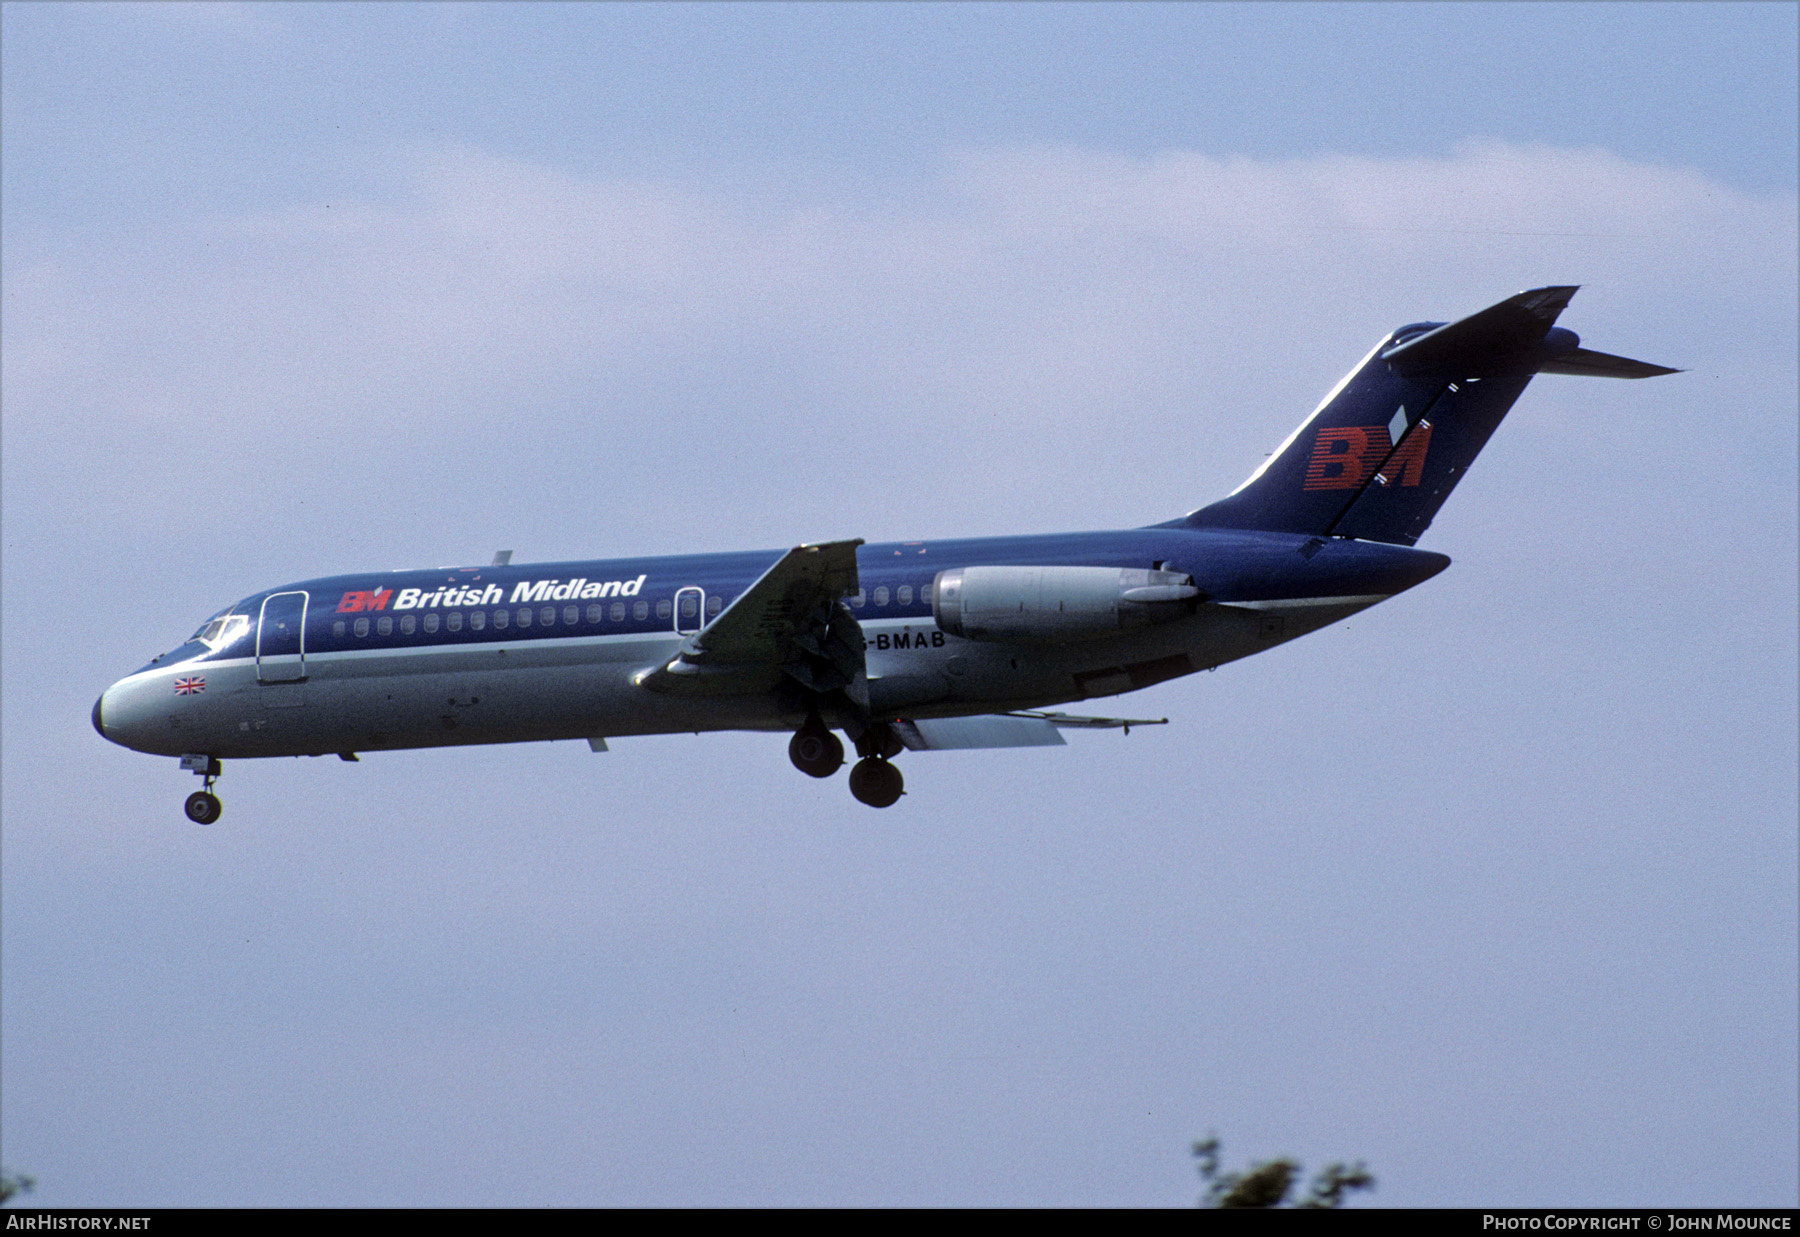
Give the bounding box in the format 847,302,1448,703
3,1,1796,1208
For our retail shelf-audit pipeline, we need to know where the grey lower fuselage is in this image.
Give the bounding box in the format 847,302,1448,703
94,528,1444,762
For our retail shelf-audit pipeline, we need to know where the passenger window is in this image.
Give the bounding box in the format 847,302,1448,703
564,605,579,626
898,585,913,605
633,600,649,620
517,608,532,627
469,610,486,631
611,601,626,622
401,615,417,635
587,603,603,623
446,611,463,632
354,617,370,637
656,599,672,619
540,605,556,626
493,609,509,629
333,620,346,638
874,586,890,607
377,616,393,636
850,590,865,608
707,594,722,616
424,613,440,634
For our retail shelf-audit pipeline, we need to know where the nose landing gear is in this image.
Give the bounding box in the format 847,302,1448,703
179,754,222,824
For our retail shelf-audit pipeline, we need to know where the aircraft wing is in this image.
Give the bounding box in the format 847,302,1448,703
636,540,868,704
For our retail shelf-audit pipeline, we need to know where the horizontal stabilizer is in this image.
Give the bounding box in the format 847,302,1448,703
1536,347,1681,378
1380,286,1578,375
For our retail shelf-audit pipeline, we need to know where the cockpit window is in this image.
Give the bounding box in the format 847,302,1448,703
191,614,250,650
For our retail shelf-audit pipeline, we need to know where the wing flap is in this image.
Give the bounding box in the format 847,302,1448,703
894,710,1169,750
895,716,1068,751
1008,710,1169,732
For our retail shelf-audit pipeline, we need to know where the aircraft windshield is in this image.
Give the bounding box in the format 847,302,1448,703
190,614,250,650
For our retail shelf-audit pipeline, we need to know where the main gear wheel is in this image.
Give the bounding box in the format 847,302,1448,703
789,718,845,778
848,757,904,808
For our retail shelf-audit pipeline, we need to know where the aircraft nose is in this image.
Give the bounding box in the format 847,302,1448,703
92,679,156,752
94,674,189,755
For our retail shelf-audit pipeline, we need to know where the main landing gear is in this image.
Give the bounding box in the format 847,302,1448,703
848,757,904,808
789,716,905,808
180,754,222,824
788,716,845,778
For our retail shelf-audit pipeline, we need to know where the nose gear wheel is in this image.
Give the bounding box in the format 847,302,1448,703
180,755,223,824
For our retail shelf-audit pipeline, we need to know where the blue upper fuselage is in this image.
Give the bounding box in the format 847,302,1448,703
138,526,1449,672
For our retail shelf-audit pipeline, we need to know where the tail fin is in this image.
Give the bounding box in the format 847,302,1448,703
1178,287,1678,546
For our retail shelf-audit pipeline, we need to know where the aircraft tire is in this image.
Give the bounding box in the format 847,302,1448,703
789,725,845,778
848,758,904,808
185,791,222,825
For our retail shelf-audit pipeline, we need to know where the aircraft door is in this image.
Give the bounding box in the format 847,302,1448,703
674,586,705,636
257,591,309,682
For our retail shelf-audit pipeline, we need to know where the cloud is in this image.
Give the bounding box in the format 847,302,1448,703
10,140,1787,413
3,138,1792,609
5,138,1791,593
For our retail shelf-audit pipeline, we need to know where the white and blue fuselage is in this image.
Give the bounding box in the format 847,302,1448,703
94,528,1443,761
92,287,1674,816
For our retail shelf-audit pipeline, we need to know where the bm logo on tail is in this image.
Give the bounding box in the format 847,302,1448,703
1303,422,1433,491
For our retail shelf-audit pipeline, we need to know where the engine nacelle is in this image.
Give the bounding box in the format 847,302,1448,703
931,565,1202,642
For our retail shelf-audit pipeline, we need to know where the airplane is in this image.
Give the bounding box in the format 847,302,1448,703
93,286,1677,822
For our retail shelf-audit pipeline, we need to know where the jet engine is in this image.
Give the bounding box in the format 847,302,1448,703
930,566,1202,642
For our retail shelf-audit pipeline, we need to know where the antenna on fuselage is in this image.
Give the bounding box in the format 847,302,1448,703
491,550,513,567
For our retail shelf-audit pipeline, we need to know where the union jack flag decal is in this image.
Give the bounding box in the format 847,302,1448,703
173,677,205,696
